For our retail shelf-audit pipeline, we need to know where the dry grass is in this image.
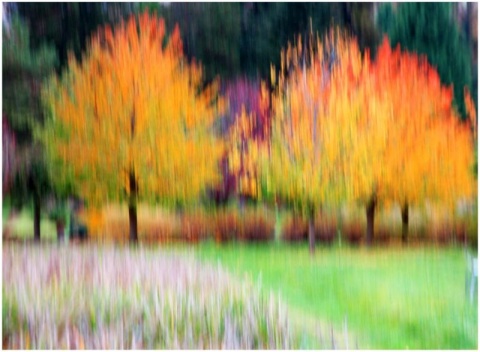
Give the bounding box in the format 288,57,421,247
2,244,298,349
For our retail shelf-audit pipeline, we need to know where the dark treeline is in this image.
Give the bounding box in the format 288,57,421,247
9,2,477,109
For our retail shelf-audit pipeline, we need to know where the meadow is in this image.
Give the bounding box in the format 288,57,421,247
196,242,478,349
2,204,478,349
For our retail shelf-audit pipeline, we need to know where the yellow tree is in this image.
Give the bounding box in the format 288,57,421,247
259,29,364,253
40,12,224,241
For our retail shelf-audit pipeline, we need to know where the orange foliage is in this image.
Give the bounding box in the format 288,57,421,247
260,30,476,227
368,39,476,209
42,12,224,208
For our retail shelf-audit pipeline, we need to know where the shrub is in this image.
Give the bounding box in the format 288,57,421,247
239,209,275,242
179,211,212,243
281,216,308,242
139,215,179,243
428,221,455,245
82,206,180,243
213,210,242,242
314,217,337,244
454,222,467,244
374,227,390,245
80,209,105,239
342,222,363,245
465,216,478,249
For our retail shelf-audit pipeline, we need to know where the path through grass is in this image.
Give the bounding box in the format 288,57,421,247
196,242,478,349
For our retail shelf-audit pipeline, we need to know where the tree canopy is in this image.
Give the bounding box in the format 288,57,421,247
40,12,225,240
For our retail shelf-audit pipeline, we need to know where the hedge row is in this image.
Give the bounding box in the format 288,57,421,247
82,208,477,247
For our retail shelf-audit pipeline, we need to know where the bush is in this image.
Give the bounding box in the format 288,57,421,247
82,206,180,243
314,217,337,244
80,209,104,239
213,210,242,242
374,227,390,245
179,211,212,243
465,217,478,249
454,222,467,244
342,222,363,245
281,216,308,242
139,215,179,243
427,221,455,245
239,209,275,242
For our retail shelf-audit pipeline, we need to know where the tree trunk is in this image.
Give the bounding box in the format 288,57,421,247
129,172,138,243
401,203,409,244
366,197,376,246
33,195,41,242
56,221,65,242
308,208,315,255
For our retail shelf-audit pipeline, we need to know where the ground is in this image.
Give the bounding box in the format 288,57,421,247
2,240,477,349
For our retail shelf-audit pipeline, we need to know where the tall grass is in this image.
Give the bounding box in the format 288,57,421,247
2,244,299,349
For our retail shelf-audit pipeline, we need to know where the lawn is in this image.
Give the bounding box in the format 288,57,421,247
2,203,57,240
2,203,477,349
195,242,478,349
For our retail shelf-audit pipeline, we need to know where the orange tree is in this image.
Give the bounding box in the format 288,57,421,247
365,39,477,243
258,29,365,253
40,12,224,242
260,30,476,248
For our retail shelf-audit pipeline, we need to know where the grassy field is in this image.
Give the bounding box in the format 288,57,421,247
195,242,478,349
2,241,477,349
2,203,477,349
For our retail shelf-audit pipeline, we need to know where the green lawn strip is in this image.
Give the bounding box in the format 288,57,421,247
195,242,478,349
3,207,56,240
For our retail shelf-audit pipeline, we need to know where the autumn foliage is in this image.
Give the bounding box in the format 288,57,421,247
37,13,476,247
216,79,272,202
259,30,476,248
41,12,224,240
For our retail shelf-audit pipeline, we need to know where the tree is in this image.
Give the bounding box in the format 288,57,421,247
377,3,474,119
346,39,476,244
259,29,361,253
164,3,242,82
17,3,136,72
41,12,224,242
3,12,57,241
2,118,16,193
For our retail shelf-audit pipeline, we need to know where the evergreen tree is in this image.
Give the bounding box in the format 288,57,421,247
3,13,57,240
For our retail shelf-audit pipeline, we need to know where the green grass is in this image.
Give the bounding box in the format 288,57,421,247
195,242,478,349
2,207,57,240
